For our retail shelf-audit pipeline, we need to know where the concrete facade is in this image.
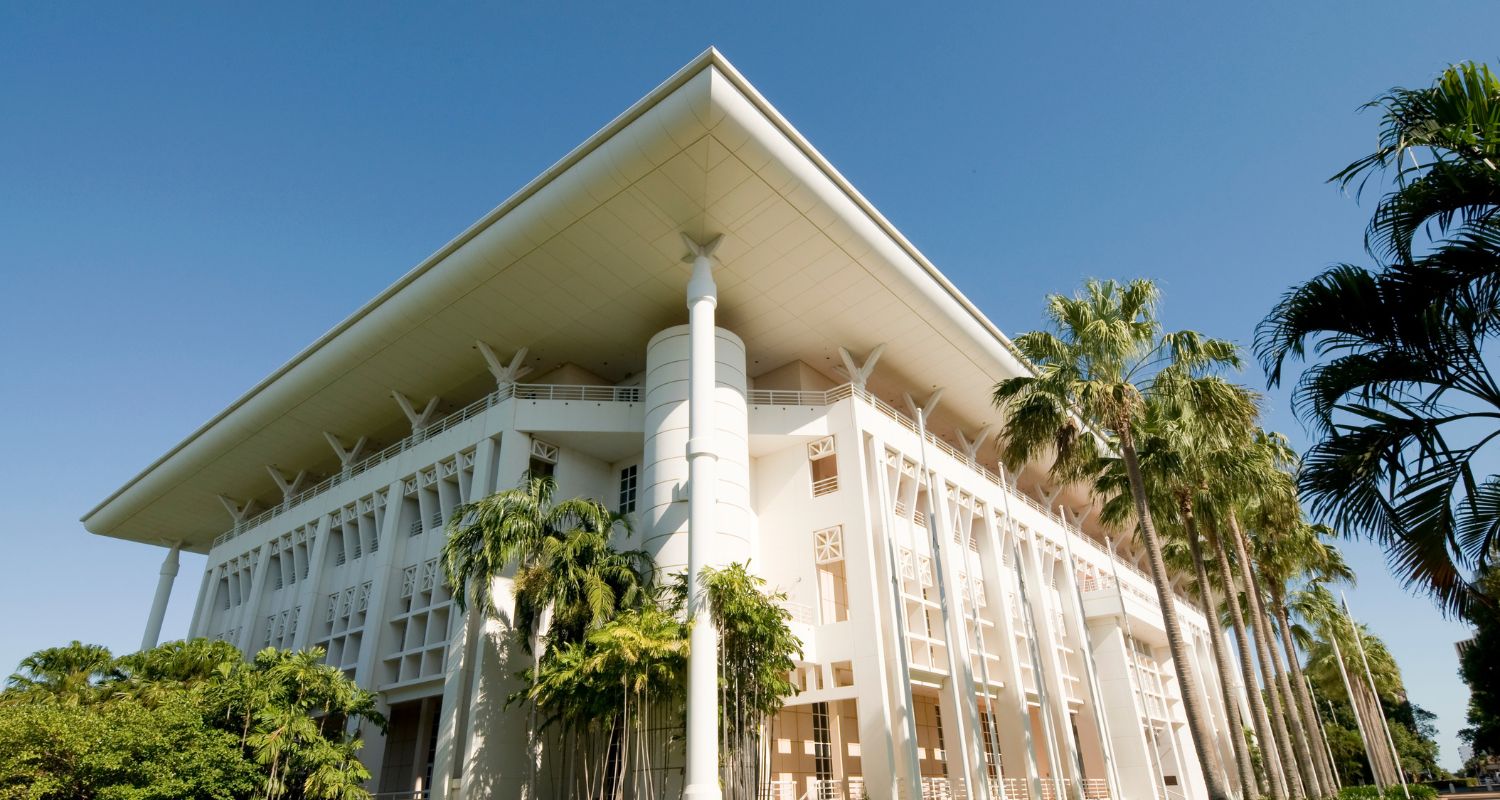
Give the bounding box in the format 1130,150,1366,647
85,50,1247,800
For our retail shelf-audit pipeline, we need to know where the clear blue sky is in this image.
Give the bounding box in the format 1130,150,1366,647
1,0,1494,770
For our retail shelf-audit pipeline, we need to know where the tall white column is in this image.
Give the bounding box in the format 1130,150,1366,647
683,233,723,800
141,543,182,650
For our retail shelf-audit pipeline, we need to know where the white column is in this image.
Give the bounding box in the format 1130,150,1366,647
865,433,925,799
235,545,275,653
289,515,334,651
684,233,722,800
431,435,498,800
141,543,182,650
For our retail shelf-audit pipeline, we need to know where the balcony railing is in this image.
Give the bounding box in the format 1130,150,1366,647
513,384,641,402
812,475,840,497
211,382,640,549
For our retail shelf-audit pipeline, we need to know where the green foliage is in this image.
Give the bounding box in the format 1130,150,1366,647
1459,566,1500,759
0,693,258,799
1256,61,1500,616
0,639,381,800
1335,784,1439,800
697,563,802,731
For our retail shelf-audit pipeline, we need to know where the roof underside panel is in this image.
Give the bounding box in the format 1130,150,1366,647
82,50,1032,549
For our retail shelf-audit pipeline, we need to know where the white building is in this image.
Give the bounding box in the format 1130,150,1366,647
83,49,1244,800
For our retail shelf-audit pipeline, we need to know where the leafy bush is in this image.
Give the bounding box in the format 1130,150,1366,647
1340,784,1439,800
0,639,382,800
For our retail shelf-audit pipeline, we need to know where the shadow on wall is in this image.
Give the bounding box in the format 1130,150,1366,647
463,603,531,799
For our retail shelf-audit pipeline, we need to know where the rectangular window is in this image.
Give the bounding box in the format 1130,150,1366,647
814,527,849,624
529,439,559,479
808,436,838,496
811,702,832,782
618,465,638,513
817,559,849,624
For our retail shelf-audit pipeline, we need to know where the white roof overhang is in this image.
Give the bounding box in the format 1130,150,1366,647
82,48,1037,550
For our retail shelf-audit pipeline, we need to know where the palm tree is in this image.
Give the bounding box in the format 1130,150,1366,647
1252,520,1351,800
1263,524,1353,796
1227,444,1313,799
1096,387,1261,799
993,278,1242,800
1256,61,1500,616
2,641,115,705
443,473,647,799
1200,445,1293,800
1215,533,1286,797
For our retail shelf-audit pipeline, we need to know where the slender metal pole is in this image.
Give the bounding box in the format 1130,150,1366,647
1108,536,1170,800
1306,676,1342,791
952,496,1009,798
1016,536,1070,800
914,409,982,800
869,438,925,799
1058,513,1125,800
1342,593,1411,800
1329,629,1381,790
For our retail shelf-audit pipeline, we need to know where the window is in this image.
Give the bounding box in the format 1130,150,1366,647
814,527,849,623
811,702,832,782
831,661,854,687
618,465,638,513
808,437,838,496
528,438,558,479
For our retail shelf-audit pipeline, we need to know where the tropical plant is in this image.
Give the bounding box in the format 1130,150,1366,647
1458,565,1500,761
3,641,117,705
0,691,259,800
0,639,380,800
1263,522,1353,796
993,277,1242,800
695,564,801,800
1256,61,1500,616
443,473,647,800
1095,383,1264,799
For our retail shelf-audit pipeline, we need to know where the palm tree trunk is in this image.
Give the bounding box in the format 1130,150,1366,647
1212,524,1285,800
1228,514,1307,799
1120,434,1233,800
1262,597,1324,798
1183,502,1258,800
1275,598,1338,797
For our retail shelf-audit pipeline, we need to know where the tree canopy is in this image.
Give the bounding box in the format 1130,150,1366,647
0,639,382,800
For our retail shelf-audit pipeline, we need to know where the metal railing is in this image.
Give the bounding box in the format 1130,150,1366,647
211,382,639,549
920,777,954,800
1080,778,1111,799
513,384,641,402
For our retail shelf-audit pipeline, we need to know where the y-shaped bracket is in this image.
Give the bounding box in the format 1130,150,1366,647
266,466,309,502
835,344,884,391
955,425,993,461
218,495,260,525
393,391,440,434
476,342,532,389
903,387,944,422
323,432,369,470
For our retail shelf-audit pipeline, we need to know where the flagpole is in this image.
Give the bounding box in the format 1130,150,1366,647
1342,592,1411,800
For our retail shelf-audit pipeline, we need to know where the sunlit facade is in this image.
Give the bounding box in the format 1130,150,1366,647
84,50,1245,800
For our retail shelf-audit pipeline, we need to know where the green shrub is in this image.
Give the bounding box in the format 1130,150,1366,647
1397,785,1437,800
1338,787,1380,800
